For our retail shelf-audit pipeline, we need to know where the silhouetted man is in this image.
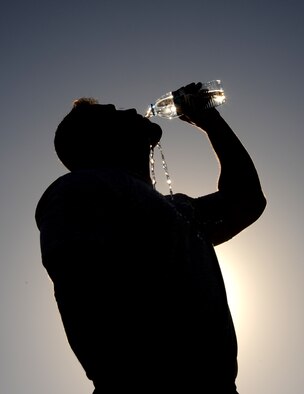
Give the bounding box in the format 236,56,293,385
35,83,266,393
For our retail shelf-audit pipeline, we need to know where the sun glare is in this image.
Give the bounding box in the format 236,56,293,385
216,248,242,325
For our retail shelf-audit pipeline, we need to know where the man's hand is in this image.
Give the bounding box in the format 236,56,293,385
172,82,202,99
173,82,220,129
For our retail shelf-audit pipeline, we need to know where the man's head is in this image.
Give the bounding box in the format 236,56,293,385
54,98,162,173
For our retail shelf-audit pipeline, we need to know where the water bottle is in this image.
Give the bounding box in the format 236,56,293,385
145,79,226,119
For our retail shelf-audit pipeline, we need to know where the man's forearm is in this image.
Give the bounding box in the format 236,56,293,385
195,110,264,198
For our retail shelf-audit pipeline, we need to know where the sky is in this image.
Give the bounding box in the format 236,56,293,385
1,0,304,393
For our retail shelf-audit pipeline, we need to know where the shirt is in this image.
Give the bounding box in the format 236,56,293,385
36,167,243,393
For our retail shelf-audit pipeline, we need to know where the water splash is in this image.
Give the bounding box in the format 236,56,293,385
150,142,173,199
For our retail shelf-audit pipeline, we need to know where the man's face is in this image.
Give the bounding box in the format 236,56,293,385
107,106,163,148
55,102,163,171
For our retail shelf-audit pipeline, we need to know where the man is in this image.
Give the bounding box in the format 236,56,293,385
35,83,266,393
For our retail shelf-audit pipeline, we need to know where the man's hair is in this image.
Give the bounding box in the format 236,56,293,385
54,98,161,171
54,98,107,171
72,97,99,107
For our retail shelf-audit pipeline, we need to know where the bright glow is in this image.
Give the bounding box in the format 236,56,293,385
215,248,243,325
213,93,226,105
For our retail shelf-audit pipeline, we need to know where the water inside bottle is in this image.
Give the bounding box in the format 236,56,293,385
145,92,178,119
204,89,226,108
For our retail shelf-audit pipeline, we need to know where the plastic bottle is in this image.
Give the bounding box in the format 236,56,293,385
145,79,226,119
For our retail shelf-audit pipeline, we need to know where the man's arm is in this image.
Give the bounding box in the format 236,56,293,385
178,89,267,245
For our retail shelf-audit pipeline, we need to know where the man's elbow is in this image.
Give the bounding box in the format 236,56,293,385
256,192,267,217
246,191,267,225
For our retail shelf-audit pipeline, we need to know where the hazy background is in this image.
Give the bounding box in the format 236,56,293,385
1,1,303,393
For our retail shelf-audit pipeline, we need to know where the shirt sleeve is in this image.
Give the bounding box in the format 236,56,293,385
171,190,265,246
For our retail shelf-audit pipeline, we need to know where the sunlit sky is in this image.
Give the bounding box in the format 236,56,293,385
1,1,304,393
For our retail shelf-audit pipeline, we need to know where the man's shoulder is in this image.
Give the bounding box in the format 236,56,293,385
37,169,117,199
35,168,155,223
35,170,113,223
